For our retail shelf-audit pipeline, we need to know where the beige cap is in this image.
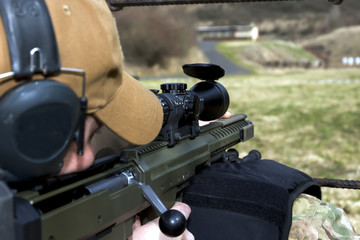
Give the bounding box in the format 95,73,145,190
0,0,163,145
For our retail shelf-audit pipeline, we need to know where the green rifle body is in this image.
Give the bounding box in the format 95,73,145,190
1,114,253,240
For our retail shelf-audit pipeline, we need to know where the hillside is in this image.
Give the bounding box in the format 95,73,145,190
117,0,360,75
211,25,360,71
215,40,319,73
193,0,360,40
302,25,360,67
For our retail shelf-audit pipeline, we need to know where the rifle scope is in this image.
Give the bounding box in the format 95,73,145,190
153,63,230,146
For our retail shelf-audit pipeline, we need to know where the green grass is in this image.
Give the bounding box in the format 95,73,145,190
221,70,360,177
141,68,360,232
215,40,318,73
261,40,317,61
215,41,259,73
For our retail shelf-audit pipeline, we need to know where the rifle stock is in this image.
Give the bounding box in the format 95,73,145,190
1,114,253,240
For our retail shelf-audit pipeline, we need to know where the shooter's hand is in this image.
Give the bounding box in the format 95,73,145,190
129,202,194,240
220,111,231,119
199,111,231,126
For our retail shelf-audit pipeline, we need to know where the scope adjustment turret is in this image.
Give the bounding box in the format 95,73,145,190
161,83,187,94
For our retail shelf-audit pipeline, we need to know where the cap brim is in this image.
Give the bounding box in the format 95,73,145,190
94,72,163,145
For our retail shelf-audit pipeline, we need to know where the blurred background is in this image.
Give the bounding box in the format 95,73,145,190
114,0,360,231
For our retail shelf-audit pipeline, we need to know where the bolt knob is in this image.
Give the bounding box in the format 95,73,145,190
159,209,187,237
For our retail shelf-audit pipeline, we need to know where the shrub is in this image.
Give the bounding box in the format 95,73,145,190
115,7,196,68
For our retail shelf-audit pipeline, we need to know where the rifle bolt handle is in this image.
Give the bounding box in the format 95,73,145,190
159,209,187,237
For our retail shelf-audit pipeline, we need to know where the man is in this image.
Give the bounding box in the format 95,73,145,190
0,0,358,239
0,0,165,173
0,0,192,239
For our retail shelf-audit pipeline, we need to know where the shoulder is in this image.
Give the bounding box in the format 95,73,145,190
290,193,360,240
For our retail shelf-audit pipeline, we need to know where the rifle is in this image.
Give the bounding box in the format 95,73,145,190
106,0,343,10
0,64,254,240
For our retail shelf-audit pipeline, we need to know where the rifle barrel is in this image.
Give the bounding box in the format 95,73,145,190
314,178,360,190
108,0,303,9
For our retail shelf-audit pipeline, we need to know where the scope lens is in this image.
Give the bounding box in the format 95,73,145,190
190,81,229,121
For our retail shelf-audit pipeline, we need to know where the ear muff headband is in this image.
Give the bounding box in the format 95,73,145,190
0,0,60,78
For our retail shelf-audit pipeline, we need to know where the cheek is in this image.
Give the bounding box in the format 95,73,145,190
87,141,95,161
81,141,96,170
59,141,78,175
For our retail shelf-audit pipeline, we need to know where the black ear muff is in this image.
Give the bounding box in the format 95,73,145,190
0,0,88,182
0,80,80,182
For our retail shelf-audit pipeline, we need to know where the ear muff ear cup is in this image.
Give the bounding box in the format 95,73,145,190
0,80,80,182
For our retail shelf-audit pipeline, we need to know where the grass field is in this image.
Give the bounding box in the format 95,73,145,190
215,40,318,73
141,68,360,233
